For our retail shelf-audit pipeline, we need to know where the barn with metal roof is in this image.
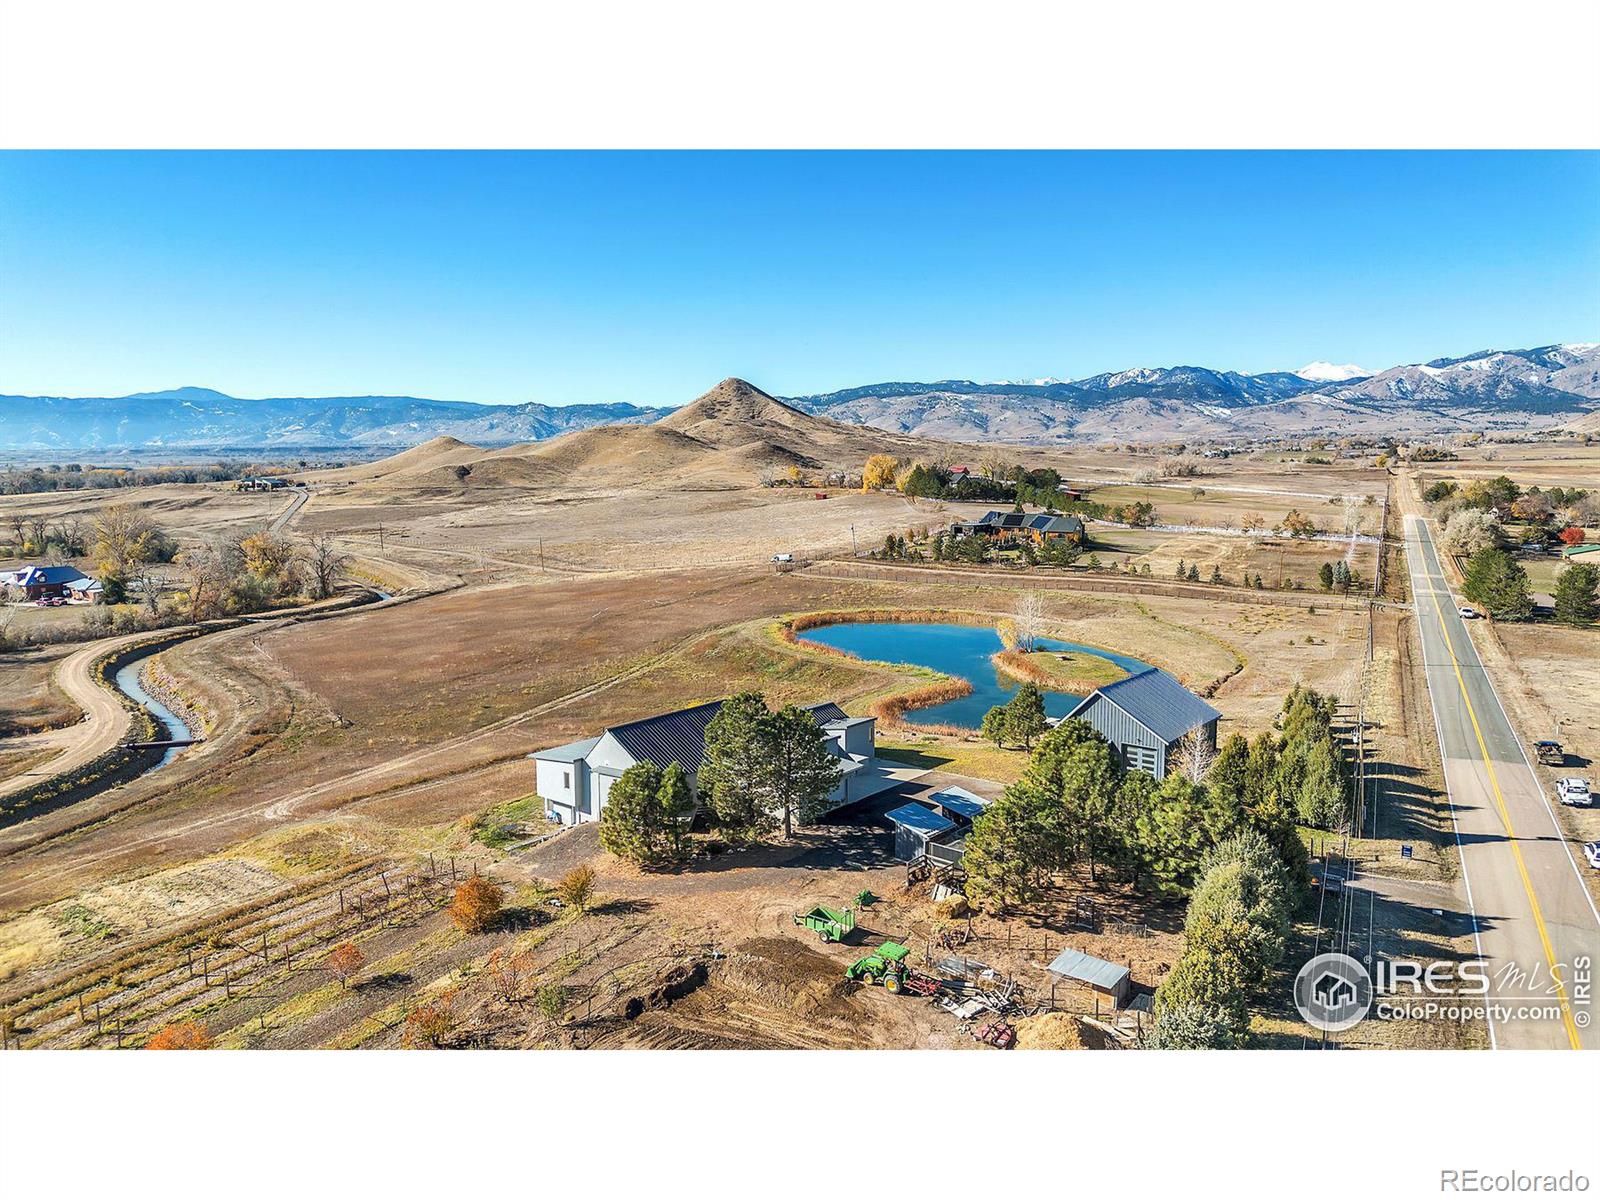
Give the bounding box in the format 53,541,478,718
1064,667,1220,780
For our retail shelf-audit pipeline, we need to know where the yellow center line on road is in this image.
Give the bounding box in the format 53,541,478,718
1420,549,1582,1050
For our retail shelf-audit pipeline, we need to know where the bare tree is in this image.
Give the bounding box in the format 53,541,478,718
305,532,352,599
1169,729,1218,784
1013,591,1044,652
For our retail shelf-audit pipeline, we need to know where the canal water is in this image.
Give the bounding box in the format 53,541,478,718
797,621,1149,729
113,655,194,770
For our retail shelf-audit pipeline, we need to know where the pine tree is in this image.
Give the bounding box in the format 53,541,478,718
598,761,666,865
1318,562,1334,590
981,705,1009,748
761,705,843,837
963,792,1049,913
699,691,775,841
1003,682,1047,750
656,762,696,862
1553,562,1598,625
1461,547,1532,620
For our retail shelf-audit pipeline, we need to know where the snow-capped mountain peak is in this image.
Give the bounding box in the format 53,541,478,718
1295,361,1370,382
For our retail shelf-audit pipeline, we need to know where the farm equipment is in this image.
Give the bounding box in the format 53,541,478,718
845,942,950,997
794,904,856,943
846,941,910,987
974,1020,1016,1049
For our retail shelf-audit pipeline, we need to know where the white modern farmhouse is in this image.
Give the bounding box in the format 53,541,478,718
529,700,877,826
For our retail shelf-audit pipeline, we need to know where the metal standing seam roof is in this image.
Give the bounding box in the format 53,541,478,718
529,736,601,764
11,565,89,586
928,786,989,821
1025,514,1084,534
802,702,850,724
1068,667,1221,745
607,699,725,774
884,803,956,836
1045,948,1131,991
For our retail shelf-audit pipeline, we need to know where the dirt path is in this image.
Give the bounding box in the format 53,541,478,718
0,631,152,803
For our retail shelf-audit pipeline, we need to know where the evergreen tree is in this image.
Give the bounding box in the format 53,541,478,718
1553,562,1598,625
1134,773,1211,900
761,705,843,837
1007,721,1124,880
1145,1003,1243,1049
980,705,1009,748
656,762,696,862
598,761,667,865
1003,682,1048,750
1461,547,1533,620
963,792,1049,913
699,691,775,841
1318,562,1335,590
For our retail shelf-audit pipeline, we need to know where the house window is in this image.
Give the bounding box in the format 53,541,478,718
563,770,571,790
1123,744,1159,775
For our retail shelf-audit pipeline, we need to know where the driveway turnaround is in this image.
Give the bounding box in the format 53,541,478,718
1404,516,1600,1049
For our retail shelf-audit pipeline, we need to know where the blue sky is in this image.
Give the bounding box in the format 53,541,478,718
2,151,1596,407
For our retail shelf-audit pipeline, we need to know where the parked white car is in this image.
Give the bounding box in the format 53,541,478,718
1457,605,1481,620
1556,778,1592,807
1584,842,1600,871
771,553,794,564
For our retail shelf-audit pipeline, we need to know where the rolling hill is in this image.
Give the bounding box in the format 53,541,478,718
336,378,933,493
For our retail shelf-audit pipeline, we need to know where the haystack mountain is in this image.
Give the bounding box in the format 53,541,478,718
3,342,1595,452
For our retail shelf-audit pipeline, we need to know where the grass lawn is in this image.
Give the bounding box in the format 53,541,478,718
1010,648,1129,692
471,792,558,850
877,737,1028,785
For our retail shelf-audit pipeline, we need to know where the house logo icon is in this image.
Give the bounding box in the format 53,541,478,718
1294,952,1373,1033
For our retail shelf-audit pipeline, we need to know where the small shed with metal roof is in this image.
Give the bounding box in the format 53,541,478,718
885,802,956,863
1045,947,1133,1010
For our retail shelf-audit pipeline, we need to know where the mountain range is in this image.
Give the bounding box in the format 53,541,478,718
3,343,1596,452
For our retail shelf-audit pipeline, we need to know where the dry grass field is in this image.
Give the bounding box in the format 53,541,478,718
0,401,1468,1049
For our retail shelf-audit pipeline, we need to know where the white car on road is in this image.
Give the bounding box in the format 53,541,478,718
1584,842,1600,871
1457,605,1481,620
1556,778,1592,807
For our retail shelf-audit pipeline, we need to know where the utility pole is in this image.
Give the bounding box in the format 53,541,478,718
539,538,546,572
377,522,385,549
849,525,857,557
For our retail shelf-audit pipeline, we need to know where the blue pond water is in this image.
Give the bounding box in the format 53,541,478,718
798,622,1150,729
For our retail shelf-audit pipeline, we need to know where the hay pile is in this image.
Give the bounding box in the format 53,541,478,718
1013,1012,1113,1050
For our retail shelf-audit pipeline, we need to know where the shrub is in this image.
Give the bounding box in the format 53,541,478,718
556,864,596,912
145,1020,214,1050
450,875,505,933
324,941,365,989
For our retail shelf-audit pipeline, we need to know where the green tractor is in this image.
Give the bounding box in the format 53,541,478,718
845,941,913,993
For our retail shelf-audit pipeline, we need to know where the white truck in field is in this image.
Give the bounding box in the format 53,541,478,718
1556,778,1592,807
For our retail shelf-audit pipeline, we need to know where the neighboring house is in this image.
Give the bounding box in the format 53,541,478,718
949,510,1085,545
65,577,103,602
236,476,291,491
948,465,971,484
1064,667,1221,779
1,564,97,601
529,700,876,826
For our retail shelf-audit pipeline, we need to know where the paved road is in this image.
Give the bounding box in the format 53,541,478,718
268,487,309,533
1404,516,1600,1049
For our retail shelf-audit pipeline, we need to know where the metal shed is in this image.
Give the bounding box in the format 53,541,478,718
928,785,988,823
885,802,955,862
1046,947,1133,1010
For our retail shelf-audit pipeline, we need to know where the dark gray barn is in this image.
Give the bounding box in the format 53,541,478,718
1064,667,1221,780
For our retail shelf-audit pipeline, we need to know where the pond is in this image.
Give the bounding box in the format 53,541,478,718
798,621,1151,730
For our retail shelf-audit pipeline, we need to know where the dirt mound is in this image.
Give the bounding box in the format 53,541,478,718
1013,1012,1115,1050
721,935,857,1019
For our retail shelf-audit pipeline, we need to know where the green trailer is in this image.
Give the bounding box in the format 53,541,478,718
794,904,856,943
